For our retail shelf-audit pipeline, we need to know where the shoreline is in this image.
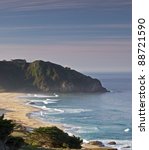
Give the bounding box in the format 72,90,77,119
0,92,131,150
0,92,62,129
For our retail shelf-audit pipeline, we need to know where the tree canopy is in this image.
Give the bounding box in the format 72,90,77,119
26,126,83,149
0,114,24,150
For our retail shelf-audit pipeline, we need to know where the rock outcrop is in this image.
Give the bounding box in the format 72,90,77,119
108,141,116,145
0,59,107,93
88,141,105,147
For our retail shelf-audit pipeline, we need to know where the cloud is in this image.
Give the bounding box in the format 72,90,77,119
0,34,131,46
0,38,131,53
0,0,131,72
0,0,131,12
0,23,131,31
0,23,131,44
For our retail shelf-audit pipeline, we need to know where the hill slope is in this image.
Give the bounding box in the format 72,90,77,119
0,60,107,93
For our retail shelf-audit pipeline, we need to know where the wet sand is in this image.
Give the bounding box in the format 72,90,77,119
0,92,61,128
0,92,117,150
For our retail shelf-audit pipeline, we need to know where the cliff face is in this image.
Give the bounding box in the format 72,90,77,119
0,60,107,93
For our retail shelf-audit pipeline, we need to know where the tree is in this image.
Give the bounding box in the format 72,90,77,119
0,114,15,150
6,136,24,150
0,114,24,150
26,126,83,149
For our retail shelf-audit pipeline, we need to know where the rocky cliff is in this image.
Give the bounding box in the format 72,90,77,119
0,59,107,93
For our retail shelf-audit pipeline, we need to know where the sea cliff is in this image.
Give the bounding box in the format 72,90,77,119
0,59,107,93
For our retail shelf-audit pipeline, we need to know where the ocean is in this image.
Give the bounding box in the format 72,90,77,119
22,72,132,150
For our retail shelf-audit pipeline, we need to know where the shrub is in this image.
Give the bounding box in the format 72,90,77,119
0,114,15,150
0,114,24,150
26,126,82,149
6,136,24,150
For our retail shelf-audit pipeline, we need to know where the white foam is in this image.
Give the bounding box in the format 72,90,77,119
62,124,132,150
83,139,89,143
67,132,74,136
82,116,92,119
78,127,98,134
62,108,92,114
29,104,50,111
54,108,65,113
41,106,49,110
26,99,59,106
98,139,132,150
63,124,99,135
43,101,49,104
124,128,130,132
45,116,64,122
38,108,64,114
43,101,57,104
54,93,59,97
31,107,92,114
40,111,44,116
33,94,59,98
46,99,60,102
28,100,43,103
22,93,59,99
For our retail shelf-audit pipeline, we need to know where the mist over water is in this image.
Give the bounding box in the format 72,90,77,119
23,72,132,150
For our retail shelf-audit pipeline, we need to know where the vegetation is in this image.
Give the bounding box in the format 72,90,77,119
0,59,107,93
0,115,82,150
26,126,83,149
0,114,24,150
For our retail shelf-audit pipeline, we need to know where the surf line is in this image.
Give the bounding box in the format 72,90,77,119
138,74,145,132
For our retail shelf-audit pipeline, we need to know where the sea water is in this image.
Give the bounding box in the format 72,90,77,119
22,72,132,150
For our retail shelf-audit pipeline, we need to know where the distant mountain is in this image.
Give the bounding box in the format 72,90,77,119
0,59,107,93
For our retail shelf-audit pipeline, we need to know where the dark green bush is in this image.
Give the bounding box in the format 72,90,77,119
26,126,82,149
0,114,24,150
6,136,24,150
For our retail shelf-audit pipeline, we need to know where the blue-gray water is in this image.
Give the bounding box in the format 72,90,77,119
22,72,132,149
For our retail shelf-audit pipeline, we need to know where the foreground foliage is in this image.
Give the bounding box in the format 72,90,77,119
0,115,82,149
26,126,83,149
0,114,24,150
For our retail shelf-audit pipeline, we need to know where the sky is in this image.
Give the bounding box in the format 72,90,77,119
0,0,131,72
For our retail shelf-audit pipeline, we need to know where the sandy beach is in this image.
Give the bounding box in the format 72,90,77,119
0,92,61,129
0,92,119,150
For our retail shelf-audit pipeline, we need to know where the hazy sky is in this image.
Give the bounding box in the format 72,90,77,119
0,0,131,72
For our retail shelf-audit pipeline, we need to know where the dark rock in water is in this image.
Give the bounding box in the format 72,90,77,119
29,102,36,105
88,141,105,147
0,59,107,93
108,141,117,145
123,146,131,148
